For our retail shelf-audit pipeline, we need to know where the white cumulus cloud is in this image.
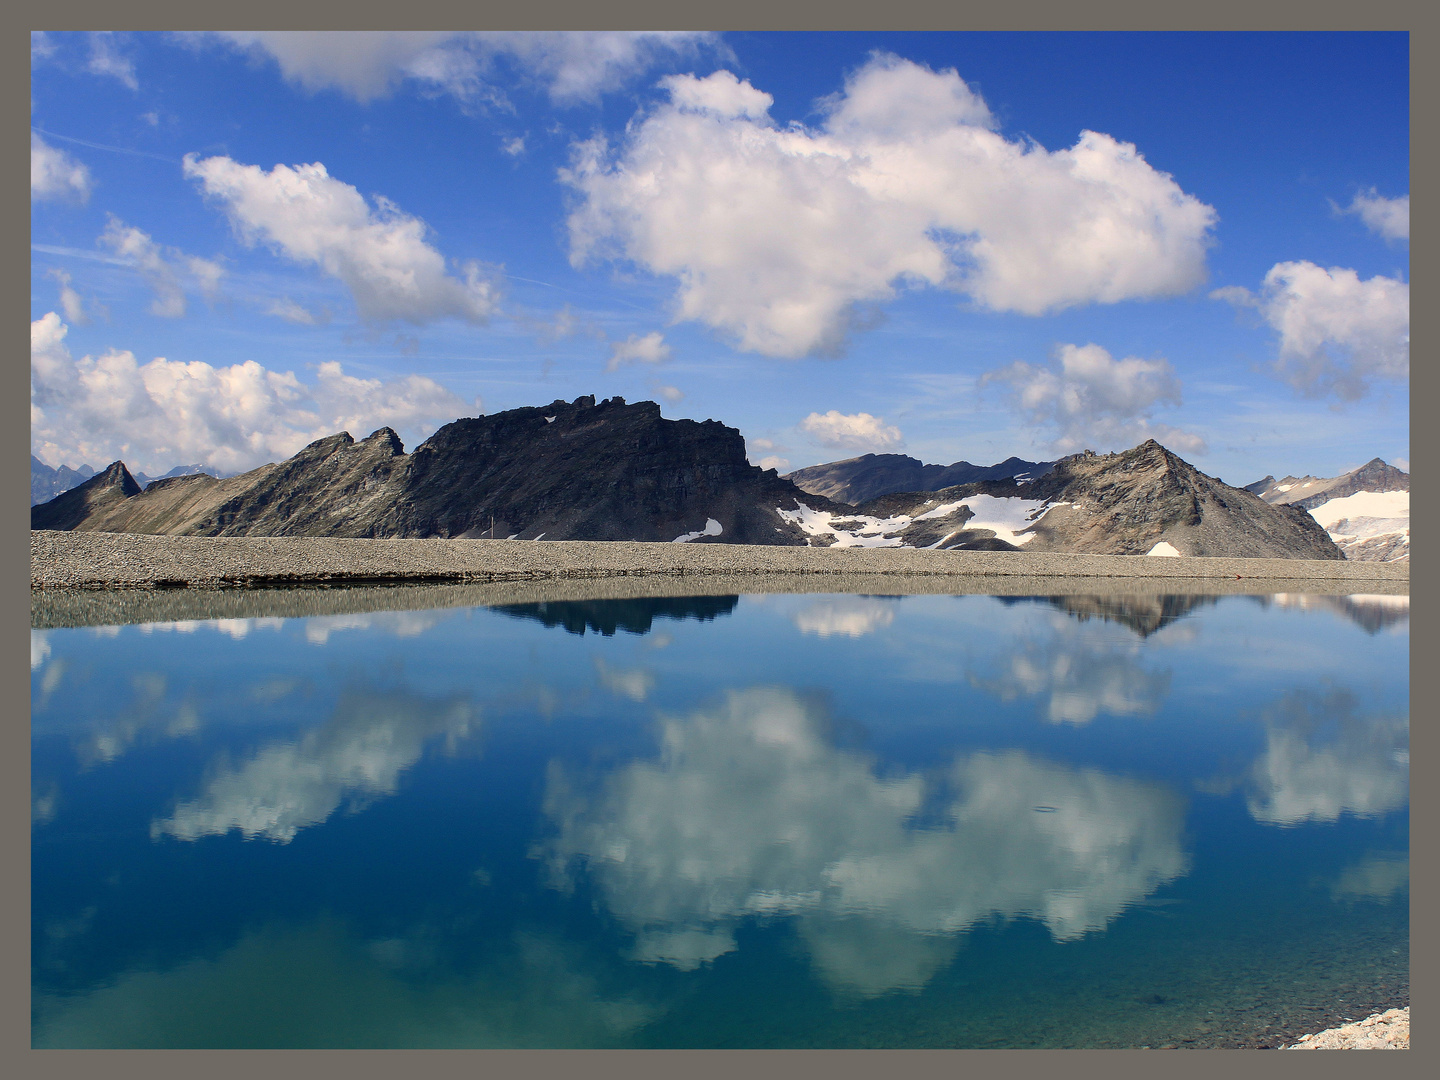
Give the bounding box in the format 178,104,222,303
201,31,719,106
31,312,474,476
184,154,501,326
1214,261,1408,400
800,410,904,453
1339,189,1408,242
981,342,1207,455
31,132,93,203
563,55,1216,358
606,331,671,371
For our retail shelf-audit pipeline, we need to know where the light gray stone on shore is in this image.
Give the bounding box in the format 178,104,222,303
31,530,1409,591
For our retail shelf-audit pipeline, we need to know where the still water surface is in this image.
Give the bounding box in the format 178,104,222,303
31,591,1409,1047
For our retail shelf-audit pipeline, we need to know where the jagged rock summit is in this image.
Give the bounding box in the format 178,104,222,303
1246,458,1409,562
785,452,1054,504
31,396,835,545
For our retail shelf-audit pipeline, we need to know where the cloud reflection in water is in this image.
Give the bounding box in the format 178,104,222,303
1244,689,1408,827
540,686,1189,996
153,685,477,843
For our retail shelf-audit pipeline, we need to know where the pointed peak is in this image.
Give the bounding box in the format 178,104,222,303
362,427,406,455
97,461,143,496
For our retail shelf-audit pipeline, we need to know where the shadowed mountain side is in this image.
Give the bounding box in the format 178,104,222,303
785,453,1055,504
491,595,740,636
31,396,847,545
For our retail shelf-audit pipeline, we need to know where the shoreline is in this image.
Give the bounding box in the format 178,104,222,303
31,530,1408,591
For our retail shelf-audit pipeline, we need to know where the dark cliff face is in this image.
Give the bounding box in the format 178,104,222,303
369,395,806,542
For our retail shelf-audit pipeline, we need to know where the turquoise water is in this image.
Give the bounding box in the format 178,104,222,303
31,591,1409,1048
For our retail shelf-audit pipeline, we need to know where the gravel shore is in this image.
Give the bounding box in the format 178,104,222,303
31,530,1409,591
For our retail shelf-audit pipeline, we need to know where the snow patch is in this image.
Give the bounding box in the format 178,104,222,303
778,496,1049,548
673,518,723,543
1146,541,1181,557
1308,490,1408,531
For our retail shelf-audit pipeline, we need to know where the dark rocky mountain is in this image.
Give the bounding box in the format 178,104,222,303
782,441,1343,559
31,455,95,506
784,452,1054,504
32,396,841,545
1244,458,1409,562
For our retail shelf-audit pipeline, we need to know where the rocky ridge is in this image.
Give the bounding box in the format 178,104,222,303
1245,459,1409,562
31,396,840,545
785,452,1054,504
31,400,1345,560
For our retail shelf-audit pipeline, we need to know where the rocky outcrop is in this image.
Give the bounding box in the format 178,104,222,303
1246,459,1409,562
30,396,838,545
785,452,1053,504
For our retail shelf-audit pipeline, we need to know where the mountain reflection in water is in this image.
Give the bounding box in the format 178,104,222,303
492,595,740,636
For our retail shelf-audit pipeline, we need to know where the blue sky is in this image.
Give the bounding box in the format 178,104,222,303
31,31,1409,485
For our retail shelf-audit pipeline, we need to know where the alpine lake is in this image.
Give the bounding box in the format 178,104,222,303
31,582,1409,1049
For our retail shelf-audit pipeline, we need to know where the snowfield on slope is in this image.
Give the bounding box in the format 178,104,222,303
777,495,1051,549
1307,490,1409,540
